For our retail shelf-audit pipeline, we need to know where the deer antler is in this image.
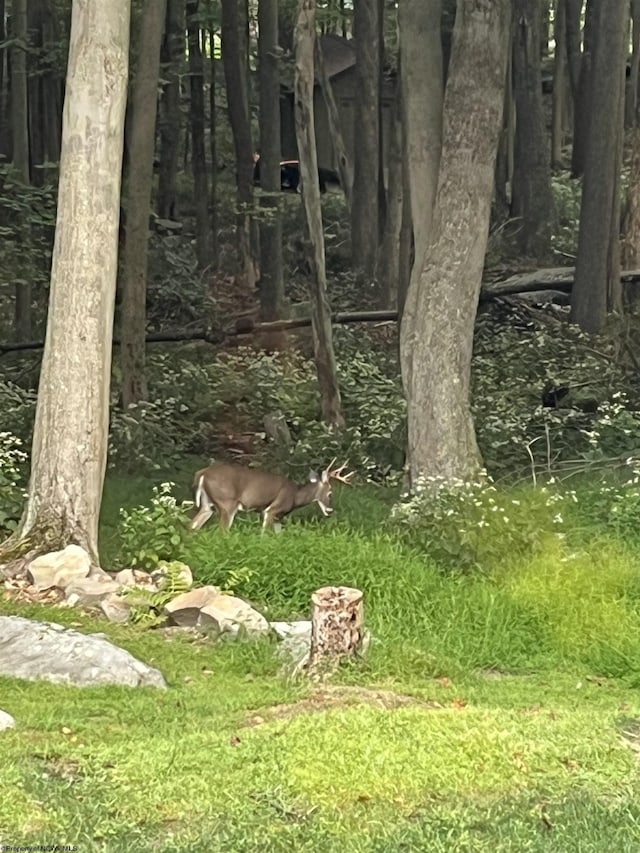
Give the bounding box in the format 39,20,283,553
326,459,355,484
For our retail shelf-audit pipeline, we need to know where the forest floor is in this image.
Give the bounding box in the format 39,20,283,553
1,472,640,852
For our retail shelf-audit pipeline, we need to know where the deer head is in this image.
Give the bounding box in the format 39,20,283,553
309,459,355,517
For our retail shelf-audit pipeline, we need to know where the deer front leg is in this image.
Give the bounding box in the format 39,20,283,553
219,504,238,532
262,507,279,534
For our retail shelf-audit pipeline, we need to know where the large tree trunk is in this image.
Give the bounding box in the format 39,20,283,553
570,2,627,332
258,0,284,320
157,0,184,221
120,0,166,409
11,0,31,341
294,0,344,428
1,0,130,567
511,0,555,258
398,0,443,325
350,0,380,281
221,0,256,289
187,1,212,270
400,0,511,488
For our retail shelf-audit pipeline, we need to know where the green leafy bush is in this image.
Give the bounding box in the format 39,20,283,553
389,473,568,571
115,482,191,570
0,382,37,447
0,432,27,535
123,560,192,626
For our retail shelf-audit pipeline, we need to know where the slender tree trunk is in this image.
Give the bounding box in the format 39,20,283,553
221,0,256,289
120,0,166,409
187,2,212,269
294,0,344,428
495,49,514,217
157,0,184,221
551,0,568,167
1,0,130,567
397,158,413,316
570,2,627,332
511,0,555,257
400,0,511,487
258,0,284,320
398,0,443,330
565,0,582,101
350,0,380,280
41,3,63,165
570,0,593,178
628,0,640,127
316,37,352,207
376,89,403,310
208,29,218,264
622,128,640,271
11,0,31,341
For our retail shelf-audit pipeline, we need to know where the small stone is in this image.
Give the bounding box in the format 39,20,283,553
99,594,131,624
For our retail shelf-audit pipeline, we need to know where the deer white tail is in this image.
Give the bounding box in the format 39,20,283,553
194,473,206,509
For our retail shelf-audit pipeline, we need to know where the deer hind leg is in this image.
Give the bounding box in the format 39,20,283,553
191,477,214,530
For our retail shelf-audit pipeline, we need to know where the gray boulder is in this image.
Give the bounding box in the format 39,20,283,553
0,616,166,689
0,709,15,730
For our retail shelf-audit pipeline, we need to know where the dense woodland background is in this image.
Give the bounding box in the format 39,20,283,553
1,0,640,556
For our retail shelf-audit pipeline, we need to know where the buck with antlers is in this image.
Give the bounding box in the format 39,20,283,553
190,459,354,532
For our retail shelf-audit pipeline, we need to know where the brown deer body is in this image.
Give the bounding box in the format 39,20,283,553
191,460,353,532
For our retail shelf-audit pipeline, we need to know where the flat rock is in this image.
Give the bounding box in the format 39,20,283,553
0,709,15,730
0,616,166,689
64,576,122,606
164,586,221,628
165,587,268,636
270,620,312,640
200,594,269,637
27,545,91,590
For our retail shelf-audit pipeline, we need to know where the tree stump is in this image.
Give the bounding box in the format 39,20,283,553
308,586,365,678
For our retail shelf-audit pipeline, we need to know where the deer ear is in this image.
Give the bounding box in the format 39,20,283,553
309,470,319,482
321,468,330,483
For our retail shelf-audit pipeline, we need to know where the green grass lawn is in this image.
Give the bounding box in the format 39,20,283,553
2,472,640,851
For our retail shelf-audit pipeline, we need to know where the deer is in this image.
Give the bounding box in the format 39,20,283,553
190,459,354,533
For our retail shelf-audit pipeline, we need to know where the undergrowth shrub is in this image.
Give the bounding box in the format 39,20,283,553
472,313,640,477
389,473,568,571
0,381,37,446
0,432,27,535
115,483,191,570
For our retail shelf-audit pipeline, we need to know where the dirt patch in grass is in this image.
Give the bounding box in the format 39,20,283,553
244,685,441,727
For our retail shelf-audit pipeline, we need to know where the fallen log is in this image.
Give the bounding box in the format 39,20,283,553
4,267,640,355
481,266,640,298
